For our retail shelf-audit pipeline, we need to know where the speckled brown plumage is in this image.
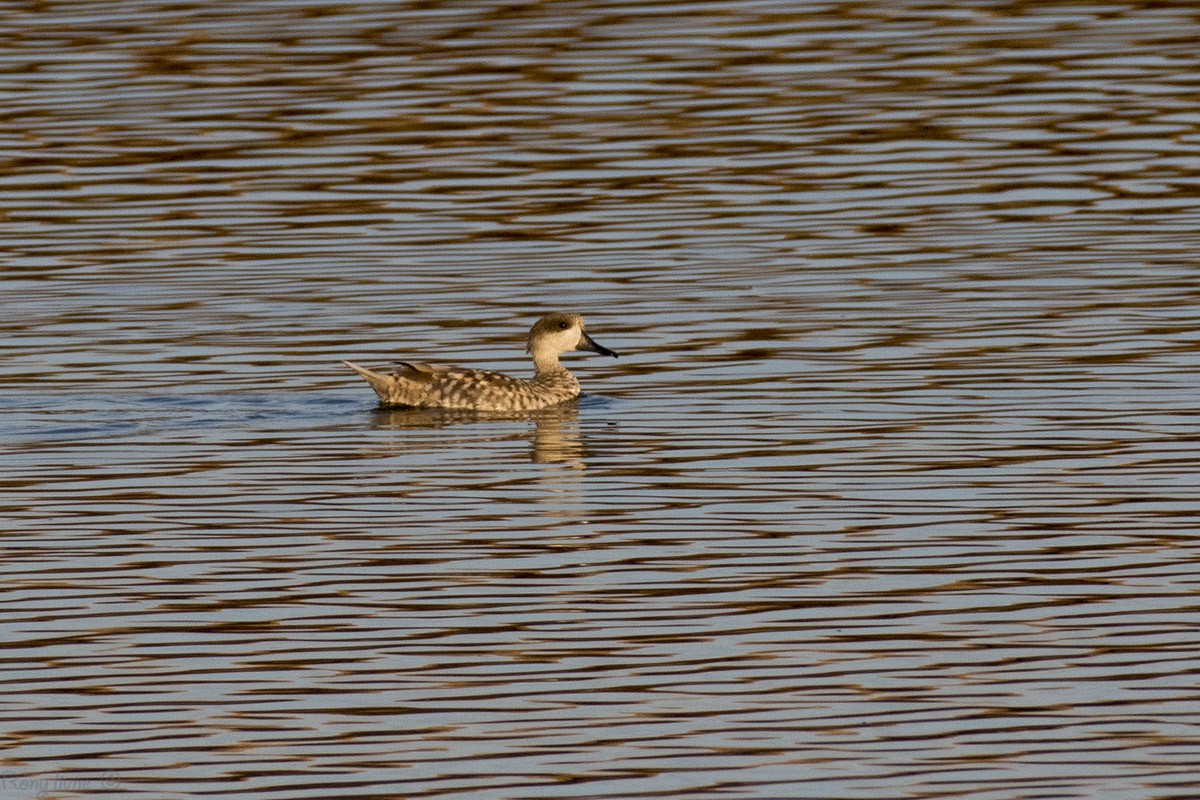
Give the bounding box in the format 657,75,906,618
345,313,618,411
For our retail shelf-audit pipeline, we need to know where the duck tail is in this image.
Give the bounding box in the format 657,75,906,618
343,360,395,401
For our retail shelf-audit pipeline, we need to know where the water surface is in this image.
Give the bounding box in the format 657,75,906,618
3,2,1200,798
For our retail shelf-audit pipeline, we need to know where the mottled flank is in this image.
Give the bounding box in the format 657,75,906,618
345,313,618,411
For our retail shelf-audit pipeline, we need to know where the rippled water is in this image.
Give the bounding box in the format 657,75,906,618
4,1,1200,798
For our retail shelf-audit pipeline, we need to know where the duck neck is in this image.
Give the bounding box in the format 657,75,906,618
531,347,564,375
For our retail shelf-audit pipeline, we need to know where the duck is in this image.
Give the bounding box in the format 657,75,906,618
344,312,618,411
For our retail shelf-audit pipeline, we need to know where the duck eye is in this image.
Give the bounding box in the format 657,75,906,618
557,321,569,330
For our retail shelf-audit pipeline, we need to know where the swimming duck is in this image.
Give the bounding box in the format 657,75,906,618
344,313,618,411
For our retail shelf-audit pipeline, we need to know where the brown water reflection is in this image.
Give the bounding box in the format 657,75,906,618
3,1,1200,798
372,403,587,466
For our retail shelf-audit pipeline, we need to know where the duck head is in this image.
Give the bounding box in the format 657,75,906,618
527,313,618,370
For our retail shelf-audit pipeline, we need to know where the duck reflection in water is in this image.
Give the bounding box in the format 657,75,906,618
370,403,586,467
